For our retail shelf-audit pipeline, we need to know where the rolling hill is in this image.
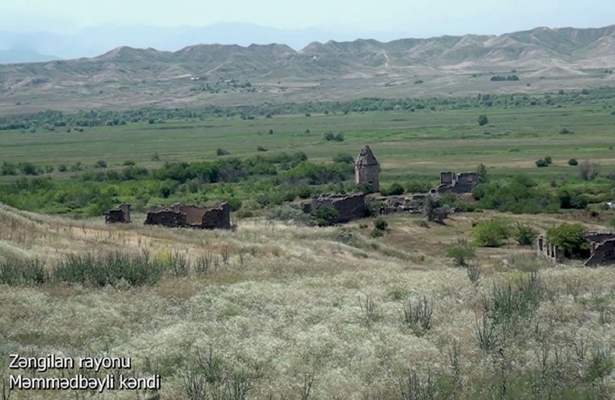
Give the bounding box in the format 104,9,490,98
1,25,614,114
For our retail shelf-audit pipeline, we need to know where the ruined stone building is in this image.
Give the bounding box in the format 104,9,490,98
145,202,231,230
537,232,615,266
432,172,479,194
371,194,427,215
104,204,131,224
302,193,367,223
354,145,380,193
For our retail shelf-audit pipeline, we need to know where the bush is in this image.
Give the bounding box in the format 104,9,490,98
473,218,511,247
53,252,164,287
1,161,17,175
381,183,404,196
478,115,489,126
560,128,575,135
579,161,600,181
332,153,354,164
95,160,108,169
216,148,230,156
476,163,488,183
535,159,549,168
18,162,39,175
514,223,538,246
122,160,136,166
256,146,268,152
406,179,433,193
568,158,578,166
446,239,476,267
402,296,433,335
0,258,47,285
374,218,388,231
546,223,588,258
544,156,552,165
558,189,588,209
474,176,559,214
323,132,344,142
312,205,338,226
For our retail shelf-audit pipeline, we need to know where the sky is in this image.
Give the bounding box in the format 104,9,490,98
2,0,614,37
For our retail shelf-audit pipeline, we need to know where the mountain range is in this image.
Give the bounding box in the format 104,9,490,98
1,24,614,114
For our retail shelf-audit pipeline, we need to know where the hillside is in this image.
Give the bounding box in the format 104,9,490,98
3,201,615,398
1,25,615,113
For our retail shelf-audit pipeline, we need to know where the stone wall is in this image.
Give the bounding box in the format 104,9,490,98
145,202,231,230
104,204,131,224
201,202,231,230
452,173,479,194
311,193,367,223
536,234,561,263
585,239,615,266
433,171,479,194
172,205,207,226
440,172,454,185
145,209,187,227
371,194,427,215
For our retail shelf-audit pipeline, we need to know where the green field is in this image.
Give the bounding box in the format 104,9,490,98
1,104,615,179
1,99,614,218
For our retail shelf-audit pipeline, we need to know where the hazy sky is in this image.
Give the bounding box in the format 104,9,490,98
2,0,614,36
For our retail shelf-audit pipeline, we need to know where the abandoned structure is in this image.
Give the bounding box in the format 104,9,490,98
104,204,131,224
354,145,380,193
537,232,615,266
370,194,428,215
145,203,231,230
302,193,367,223
432,172,479,194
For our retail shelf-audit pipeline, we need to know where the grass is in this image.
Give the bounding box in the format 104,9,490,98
1,104,615,182
1,205,615,398
2,94,615,397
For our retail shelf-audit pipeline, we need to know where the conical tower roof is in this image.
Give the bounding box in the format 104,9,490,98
355,145,379,166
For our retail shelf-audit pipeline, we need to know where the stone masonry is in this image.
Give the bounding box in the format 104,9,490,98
145,202,231,230
354,145,380,193
104,204,131,224
304,193,368,223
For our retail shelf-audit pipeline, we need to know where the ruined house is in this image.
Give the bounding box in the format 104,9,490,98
201,203,232,230
537,232,615,266
432,172,479,194
104,204,131,224
370,194,428,215
303,193,367,223
354,145,380,193
145,202,231,230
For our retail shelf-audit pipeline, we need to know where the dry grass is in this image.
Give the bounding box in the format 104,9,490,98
1,205,615,398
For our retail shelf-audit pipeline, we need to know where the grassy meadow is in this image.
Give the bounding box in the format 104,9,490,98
1,103,615,179
1,93,615,398
2,204,615,399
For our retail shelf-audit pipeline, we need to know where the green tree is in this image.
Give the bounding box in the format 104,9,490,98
514,223,538,246
547,223,588,258
473,219,511,247
476,163,488,183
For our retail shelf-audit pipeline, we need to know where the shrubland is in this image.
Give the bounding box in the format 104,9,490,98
1,205,615,399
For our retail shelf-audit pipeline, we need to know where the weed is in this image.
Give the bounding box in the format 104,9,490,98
403,296,433,335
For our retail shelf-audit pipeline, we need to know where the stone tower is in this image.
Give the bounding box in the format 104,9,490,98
354,145,380,193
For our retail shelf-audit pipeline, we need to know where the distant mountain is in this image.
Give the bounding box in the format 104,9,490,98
1,25,615,113
0,47,58,64
0,23,377,60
